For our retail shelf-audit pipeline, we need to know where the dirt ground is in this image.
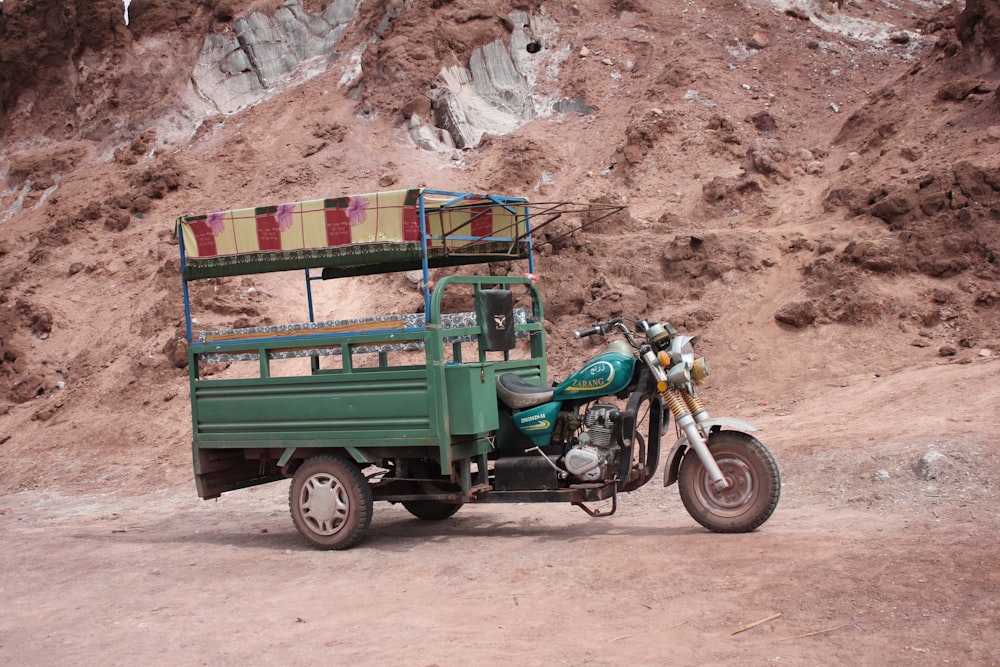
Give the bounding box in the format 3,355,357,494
2,0,1000,664
3,357,998,666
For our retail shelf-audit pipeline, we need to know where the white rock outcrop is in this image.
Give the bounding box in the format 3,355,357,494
191,0,359,114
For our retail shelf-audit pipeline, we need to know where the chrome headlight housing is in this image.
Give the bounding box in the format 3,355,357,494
659,335,696,385
668,335,698,368
653,333,708,388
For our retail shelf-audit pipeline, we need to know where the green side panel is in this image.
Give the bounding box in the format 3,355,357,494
192,369,432,447
445,363,498,434
491,358,546,386
514,400,561,447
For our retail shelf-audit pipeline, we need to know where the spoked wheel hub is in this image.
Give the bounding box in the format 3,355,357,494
699,457,756,515
299,472,350,536
289,455,373,549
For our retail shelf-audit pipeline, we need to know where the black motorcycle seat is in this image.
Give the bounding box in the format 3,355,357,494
496,373,554,410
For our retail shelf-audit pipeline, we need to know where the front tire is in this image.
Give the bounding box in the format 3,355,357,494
678,430,780,533
289,455,373,550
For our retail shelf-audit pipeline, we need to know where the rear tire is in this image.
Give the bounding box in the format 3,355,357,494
678,430,780,533
402,500,462,521
289,455,373,550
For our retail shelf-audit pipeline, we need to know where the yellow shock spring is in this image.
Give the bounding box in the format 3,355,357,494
684,392,705,415
662,388,691,420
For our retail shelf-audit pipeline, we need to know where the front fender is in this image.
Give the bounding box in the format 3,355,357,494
662,417,759,487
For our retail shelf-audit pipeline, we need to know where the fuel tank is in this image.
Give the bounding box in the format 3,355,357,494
552,341,635,401
510,342,636,445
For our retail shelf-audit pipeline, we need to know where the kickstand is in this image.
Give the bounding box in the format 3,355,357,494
573,485,618,517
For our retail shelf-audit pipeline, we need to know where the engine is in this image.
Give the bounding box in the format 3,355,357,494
563,405,620,482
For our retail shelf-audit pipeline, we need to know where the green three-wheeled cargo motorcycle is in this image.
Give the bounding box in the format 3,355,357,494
176,187,780,549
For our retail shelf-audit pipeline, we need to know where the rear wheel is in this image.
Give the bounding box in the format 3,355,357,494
289,455,373,550
401,500,462,521
399,458,462,520
678,430,780,533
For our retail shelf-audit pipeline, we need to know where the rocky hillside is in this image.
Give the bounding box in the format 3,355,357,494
0,0,998,492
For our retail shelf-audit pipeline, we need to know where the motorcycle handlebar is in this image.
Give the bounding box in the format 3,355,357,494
573,318,623,339
573,325,604,339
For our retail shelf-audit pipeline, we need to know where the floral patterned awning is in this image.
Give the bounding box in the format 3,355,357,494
176,188,530,280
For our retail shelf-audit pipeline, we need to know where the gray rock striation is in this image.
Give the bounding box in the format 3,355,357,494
192,0,358,114
416,10,564,151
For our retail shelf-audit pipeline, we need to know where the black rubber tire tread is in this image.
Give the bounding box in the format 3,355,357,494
678,430,780,533
401,500,463,521
289,454,373,550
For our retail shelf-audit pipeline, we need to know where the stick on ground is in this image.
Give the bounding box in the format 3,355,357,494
731,612,782,635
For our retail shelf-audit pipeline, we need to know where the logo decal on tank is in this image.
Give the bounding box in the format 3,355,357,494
565,361,615,392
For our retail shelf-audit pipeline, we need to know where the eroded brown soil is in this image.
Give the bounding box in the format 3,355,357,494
1,0,999,664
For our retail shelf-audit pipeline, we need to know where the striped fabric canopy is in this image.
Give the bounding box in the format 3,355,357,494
176,188,530,280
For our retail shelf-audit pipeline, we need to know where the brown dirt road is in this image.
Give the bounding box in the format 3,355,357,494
3,358,998,666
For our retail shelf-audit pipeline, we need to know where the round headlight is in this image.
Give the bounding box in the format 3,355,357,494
691,357,709,385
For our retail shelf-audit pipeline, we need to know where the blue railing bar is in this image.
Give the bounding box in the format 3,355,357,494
422,189,527,211
195,326,431,350
486,194,524,216
436,191,475,208
430,235,518,243
179,228,194,342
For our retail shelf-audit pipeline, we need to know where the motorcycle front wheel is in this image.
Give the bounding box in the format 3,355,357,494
678,430,780,533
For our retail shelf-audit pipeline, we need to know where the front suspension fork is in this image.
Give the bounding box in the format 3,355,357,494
662,388,729,490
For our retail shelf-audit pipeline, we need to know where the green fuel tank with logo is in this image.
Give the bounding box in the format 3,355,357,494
553,344,635,400
512,344,636,445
